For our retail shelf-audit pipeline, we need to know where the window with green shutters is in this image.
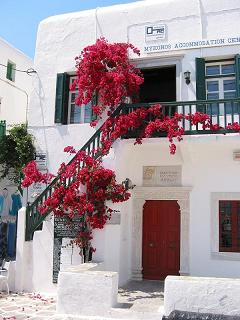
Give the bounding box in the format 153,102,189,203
6,61,16,82
54,74,95,124
195,55,240,114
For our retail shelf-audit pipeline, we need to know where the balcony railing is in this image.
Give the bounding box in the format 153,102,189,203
25,98,240,241
0,120,6,137
122,98,240,138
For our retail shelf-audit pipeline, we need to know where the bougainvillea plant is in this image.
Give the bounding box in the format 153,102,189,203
71,38,144,122
22,38,240,261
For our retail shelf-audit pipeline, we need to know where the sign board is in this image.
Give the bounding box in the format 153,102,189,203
35,152,47,170
143,166,182,186
53,216,82,283
144,36,240,54
145,24,166,42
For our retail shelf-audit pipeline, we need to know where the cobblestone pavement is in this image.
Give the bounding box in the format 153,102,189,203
0,292,56,320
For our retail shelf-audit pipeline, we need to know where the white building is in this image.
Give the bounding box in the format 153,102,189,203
16,0,240,294
0,37,33,128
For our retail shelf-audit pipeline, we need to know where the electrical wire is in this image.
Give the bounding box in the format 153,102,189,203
0,63,36,75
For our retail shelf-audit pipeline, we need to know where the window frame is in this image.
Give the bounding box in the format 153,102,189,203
219,200,240,253
68,76,93,125
204,60,237,116
211,193,240,261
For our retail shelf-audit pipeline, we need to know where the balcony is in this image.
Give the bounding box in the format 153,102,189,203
122,98,240,138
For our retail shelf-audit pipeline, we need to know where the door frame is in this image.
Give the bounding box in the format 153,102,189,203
134,56,183,102
131,186,192,280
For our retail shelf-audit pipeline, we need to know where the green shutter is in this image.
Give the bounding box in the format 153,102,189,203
235,54,240,98
54,73,69,124
195,58,206,100
6,62,13,81
91,92,97,121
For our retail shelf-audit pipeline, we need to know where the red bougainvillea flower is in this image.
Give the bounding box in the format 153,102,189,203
71,38,144,120
22,161,54,187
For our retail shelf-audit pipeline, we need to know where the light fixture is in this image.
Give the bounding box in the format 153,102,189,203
122,178,136,190
184,71,191,85
26,68,37,75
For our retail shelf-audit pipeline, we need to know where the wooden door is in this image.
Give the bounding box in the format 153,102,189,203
142,200,180,280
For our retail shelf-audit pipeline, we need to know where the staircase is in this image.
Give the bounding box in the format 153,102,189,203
25,104,125,241
25,98,240,241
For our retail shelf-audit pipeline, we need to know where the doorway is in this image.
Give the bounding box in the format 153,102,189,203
142,200,180,280
139,66,176,103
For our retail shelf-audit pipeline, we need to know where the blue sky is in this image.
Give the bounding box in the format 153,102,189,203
0,0,138,58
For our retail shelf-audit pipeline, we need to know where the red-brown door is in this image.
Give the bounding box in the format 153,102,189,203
142,200,180,280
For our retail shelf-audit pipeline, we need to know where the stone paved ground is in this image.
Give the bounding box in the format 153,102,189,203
0,292,56,320
118,280,164,313
0,281,164,319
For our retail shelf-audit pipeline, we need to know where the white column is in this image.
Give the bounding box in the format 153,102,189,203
131,199,145,280
15,207,29,291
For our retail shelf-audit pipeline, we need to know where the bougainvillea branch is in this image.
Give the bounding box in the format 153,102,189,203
72,38,144,121
22,161,54,188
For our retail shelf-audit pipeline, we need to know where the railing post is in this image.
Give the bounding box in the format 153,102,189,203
25,202,34,241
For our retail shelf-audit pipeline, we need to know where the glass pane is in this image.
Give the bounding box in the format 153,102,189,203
207,93,219,100
224,92,237,113
207,103,218,116
70,104,81,123
84,103,92,123
220,202,232,248
70,93,76,103
222,64,235,75
224,79,236,91
224,91,236,99
207,81,219,92
225,102,238,114
206,65,220,76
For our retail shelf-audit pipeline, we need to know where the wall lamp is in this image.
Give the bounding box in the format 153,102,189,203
184,71,191,85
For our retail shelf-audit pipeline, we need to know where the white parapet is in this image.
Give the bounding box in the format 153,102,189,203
56,263,118,316
164,276,240,316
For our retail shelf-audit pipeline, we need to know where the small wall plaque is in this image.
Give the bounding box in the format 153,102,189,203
143,166,182,186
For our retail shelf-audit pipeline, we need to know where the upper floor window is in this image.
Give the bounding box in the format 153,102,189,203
6,61,16,82
196,55,240,115
206,61,236,115
54,73,95,125
219,200,240,252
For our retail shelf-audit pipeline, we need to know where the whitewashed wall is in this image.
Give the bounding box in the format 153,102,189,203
0,37,32,127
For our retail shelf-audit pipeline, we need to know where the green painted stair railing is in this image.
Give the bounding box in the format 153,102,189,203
25,98,240,240
25,105,125,240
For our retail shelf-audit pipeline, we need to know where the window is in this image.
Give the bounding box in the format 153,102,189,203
219,200,240,252
206,61,237,115
54,73,95,124
6,61,16,82
195,55,240,115
68,77,93,124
